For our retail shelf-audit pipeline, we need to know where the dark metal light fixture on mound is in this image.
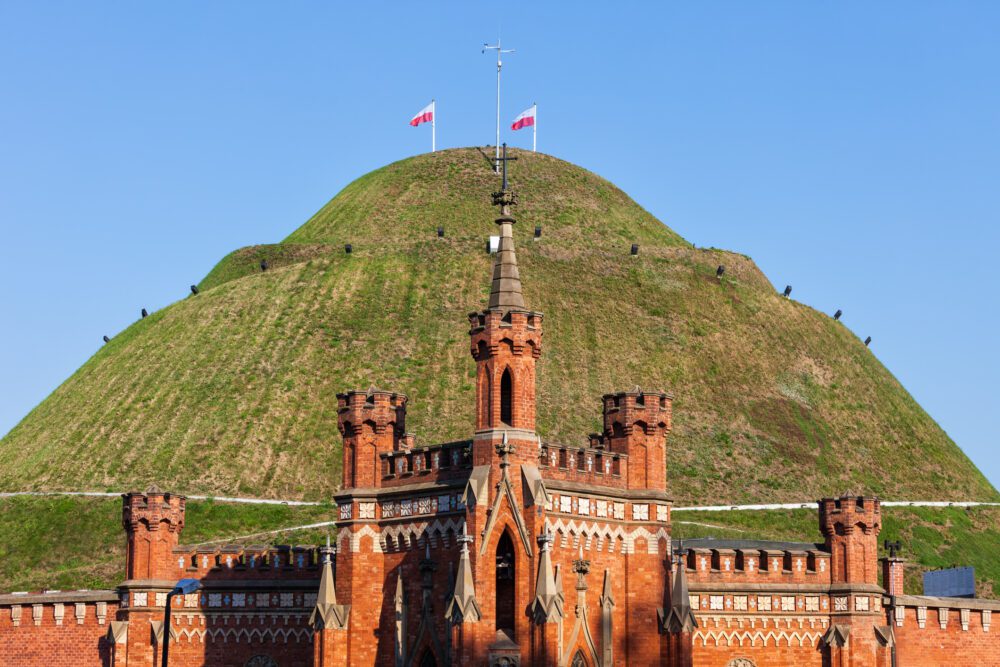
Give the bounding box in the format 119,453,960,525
260,259,268,272
103,335,110,344
190,285,199,295
865,336,872,347
437,226,444,238
716,265,725,278
345,243,352,254
141,308,148,318
534,225,542,238
833,309,843,321
630,243,639,255
783,285,792,297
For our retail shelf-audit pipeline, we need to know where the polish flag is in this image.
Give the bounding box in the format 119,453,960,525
511,105,536,131
409,101,434,127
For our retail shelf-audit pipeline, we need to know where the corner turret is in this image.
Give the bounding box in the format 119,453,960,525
601,389,672,491
337,388,409,489
819,493,882,585
122,485,186,581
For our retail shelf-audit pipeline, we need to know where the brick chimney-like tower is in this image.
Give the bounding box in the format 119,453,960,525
337,389,408,490
122,485,186,580
819,493,882,585
602,389,672,491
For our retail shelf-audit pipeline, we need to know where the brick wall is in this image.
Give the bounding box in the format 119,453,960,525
0,593,117,667
890,596,999,667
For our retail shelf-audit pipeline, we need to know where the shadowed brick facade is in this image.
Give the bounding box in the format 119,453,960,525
2,180,999,666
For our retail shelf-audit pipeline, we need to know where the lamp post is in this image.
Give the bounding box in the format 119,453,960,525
161,578,201,667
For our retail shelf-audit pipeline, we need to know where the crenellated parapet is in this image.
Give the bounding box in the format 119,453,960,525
337,388,409,489
601,390,672,491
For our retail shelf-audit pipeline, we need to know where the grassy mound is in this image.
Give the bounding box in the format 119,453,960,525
0,148,993,505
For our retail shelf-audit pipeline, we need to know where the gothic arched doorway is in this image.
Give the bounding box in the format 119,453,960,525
571,650,588,667
495,530,516,638
418,648,438,667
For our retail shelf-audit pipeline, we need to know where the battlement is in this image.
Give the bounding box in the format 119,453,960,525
818,494,882,536
379,439,473,487
170,544,324,581
468,309,543,353
336,388,408,438
602,389,673,438
539,442,628,490
683,542,832,585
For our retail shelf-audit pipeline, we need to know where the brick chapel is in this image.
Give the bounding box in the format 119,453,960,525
1,168,999,666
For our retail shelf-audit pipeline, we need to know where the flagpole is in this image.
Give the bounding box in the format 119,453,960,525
432,99,436,152
483,40,515,173
533,102,537,152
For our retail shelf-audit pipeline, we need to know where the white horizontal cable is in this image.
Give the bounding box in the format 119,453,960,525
672,501,1000,512
1,491,997,512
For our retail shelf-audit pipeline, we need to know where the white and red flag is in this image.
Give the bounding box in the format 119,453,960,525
409,100,436,151
409,101,434,127
511,105,536,131
511,103,537,151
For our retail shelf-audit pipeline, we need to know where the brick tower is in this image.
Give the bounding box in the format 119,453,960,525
122,484,186,581
819,493,893,666
460,147,547,663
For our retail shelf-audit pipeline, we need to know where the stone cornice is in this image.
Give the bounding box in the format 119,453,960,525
0,590,118,606
544,479,671,502
892,594,1000,611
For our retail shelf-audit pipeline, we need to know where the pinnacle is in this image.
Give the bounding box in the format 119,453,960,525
487,215,525,310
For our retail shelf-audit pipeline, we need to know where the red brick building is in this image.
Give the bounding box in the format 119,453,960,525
2,179,998,666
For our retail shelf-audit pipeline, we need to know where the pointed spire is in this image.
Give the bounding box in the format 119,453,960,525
310,547,350,630
488,217,525,310
488,145,526,311
446,528,482,623
600,569,615,609
531,530,563,623
662,554,697,634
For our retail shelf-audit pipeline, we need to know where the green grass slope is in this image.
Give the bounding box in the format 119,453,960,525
0,495,335,593
0,148,994,505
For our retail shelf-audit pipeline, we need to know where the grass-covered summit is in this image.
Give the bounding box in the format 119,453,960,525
1,147,994,504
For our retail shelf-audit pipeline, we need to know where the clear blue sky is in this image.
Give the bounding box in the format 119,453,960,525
1,3,997,492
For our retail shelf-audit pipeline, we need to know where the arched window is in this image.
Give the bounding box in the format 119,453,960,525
500,368,513,425
571,651,588,667
495,531,516,638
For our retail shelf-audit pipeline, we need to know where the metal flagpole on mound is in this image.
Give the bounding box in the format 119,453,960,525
533,102,537,152
483,38,515,172
432,99,436,152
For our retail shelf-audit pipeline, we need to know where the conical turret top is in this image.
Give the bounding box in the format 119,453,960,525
488,144,525,310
